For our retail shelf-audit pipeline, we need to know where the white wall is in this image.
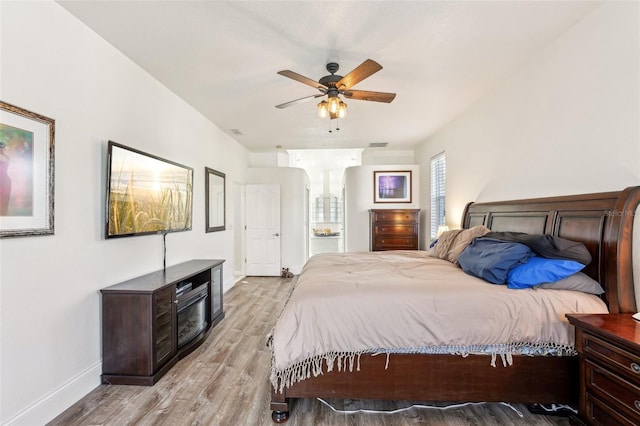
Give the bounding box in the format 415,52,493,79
245,167,309,274
249,151,290,167
344,165,420,252
0,1,249,424
416,1,640,249
361,149,415,166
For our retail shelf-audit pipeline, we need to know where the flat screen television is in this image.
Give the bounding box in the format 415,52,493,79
105,141,193,238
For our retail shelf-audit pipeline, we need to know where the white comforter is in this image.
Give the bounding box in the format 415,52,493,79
270,251,608,390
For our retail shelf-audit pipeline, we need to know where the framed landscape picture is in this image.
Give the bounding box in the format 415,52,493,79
374,170,412,203
106,141,193,238
0,101,55,238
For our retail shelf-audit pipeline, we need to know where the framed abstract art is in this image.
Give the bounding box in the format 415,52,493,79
0,101,55,238
373,170,412,203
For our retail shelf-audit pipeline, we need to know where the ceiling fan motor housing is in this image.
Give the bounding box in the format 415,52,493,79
319,63,344,95
326,62,339,74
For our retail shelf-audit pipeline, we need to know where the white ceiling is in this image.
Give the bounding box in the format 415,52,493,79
57,0,601,152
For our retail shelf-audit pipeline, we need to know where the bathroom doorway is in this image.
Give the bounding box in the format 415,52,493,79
288,149,362,257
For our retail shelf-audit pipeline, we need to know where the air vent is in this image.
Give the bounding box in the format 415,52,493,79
369,142,388,148
230,129,243,135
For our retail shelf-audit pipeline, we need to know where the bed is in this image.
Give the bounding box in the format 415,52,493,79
269,186,640,423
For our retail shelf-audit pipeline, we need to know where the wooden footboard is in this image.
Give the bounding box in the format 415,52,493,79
271,353,578,415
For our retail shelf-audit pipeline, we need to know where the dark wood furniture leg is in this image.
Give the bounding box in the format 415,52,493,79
271,388,289,423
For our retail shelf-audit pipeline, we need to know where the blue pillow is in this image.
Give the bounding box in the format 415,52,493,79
507,256,585,289
457,238,532,284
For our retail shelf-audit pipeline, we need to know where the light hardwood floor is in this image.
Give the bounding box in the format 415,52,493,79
50,276,570,426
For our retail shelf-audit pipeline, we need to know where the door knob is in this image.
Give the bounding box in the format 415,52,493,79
273,233,280,236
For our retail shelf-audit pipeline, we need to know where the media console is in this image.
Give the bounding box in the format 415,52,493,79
100,259,225,385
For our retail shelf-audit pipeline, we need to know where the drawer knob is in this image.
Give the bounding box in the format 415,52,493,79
635,400,640,411
631,362,640,374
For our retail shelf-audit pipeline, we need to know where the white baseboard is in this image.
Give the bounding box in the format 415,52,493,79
290,263,304,275
2,361,101,426
223,276,238,294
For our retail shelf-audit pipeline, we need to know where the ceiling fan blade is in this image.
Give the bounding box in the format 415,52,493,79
336,59,383,90
275,93,325,109
277,70,327,91
343,90,396,103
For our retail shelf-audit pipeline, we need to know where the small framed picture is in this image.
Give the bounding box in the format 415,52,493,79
374,170,412,203
0,101,55,238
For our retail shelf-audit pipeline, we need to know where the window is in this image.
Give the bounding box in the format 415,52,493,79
430,152,446,238
313,194,341,223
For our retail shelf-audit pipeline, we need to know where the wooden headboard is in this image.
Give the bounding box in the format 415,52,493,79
461,186,640,314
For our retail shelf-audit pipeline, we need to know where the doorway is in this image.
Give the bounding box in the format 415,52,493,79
288,149,362,257
244,184,281,276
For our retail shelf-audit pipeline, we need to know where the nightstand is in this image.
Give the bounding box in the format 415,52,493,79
566,314,640,425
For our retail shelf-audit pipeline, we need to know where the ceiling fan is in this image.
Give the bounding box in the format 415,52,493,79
275,59,396,120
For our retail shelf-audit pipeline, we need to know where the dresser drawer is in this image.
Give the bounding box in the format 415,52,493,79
586,359,640,422
373,224,416,236
372,211,418,223
586,391,638,426
373,237,417,250
584,332,640,386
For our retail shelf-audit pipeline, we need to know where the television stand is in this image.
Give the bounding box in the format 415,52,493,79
100,259,224,385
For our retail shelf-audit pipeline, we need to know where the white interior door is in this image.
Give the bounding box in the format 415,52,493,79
245,184,281,276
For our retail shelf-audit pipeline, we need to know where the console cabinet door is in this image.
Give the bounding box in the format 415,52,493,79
153,286,177,370
210,264,225,326
101,292,153,377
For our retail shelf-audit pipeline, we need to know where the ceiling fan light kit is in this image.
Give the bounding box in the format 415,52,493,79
317,100,329,118
276,59,395,131
319,96,347,119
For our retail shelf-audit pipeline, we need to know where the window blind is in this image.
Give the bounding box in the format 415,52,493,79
430,152,446,239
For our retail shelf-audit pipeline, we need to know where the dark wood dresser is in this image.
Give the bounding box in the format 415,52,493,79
566,313,640,425
369,209,420,251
